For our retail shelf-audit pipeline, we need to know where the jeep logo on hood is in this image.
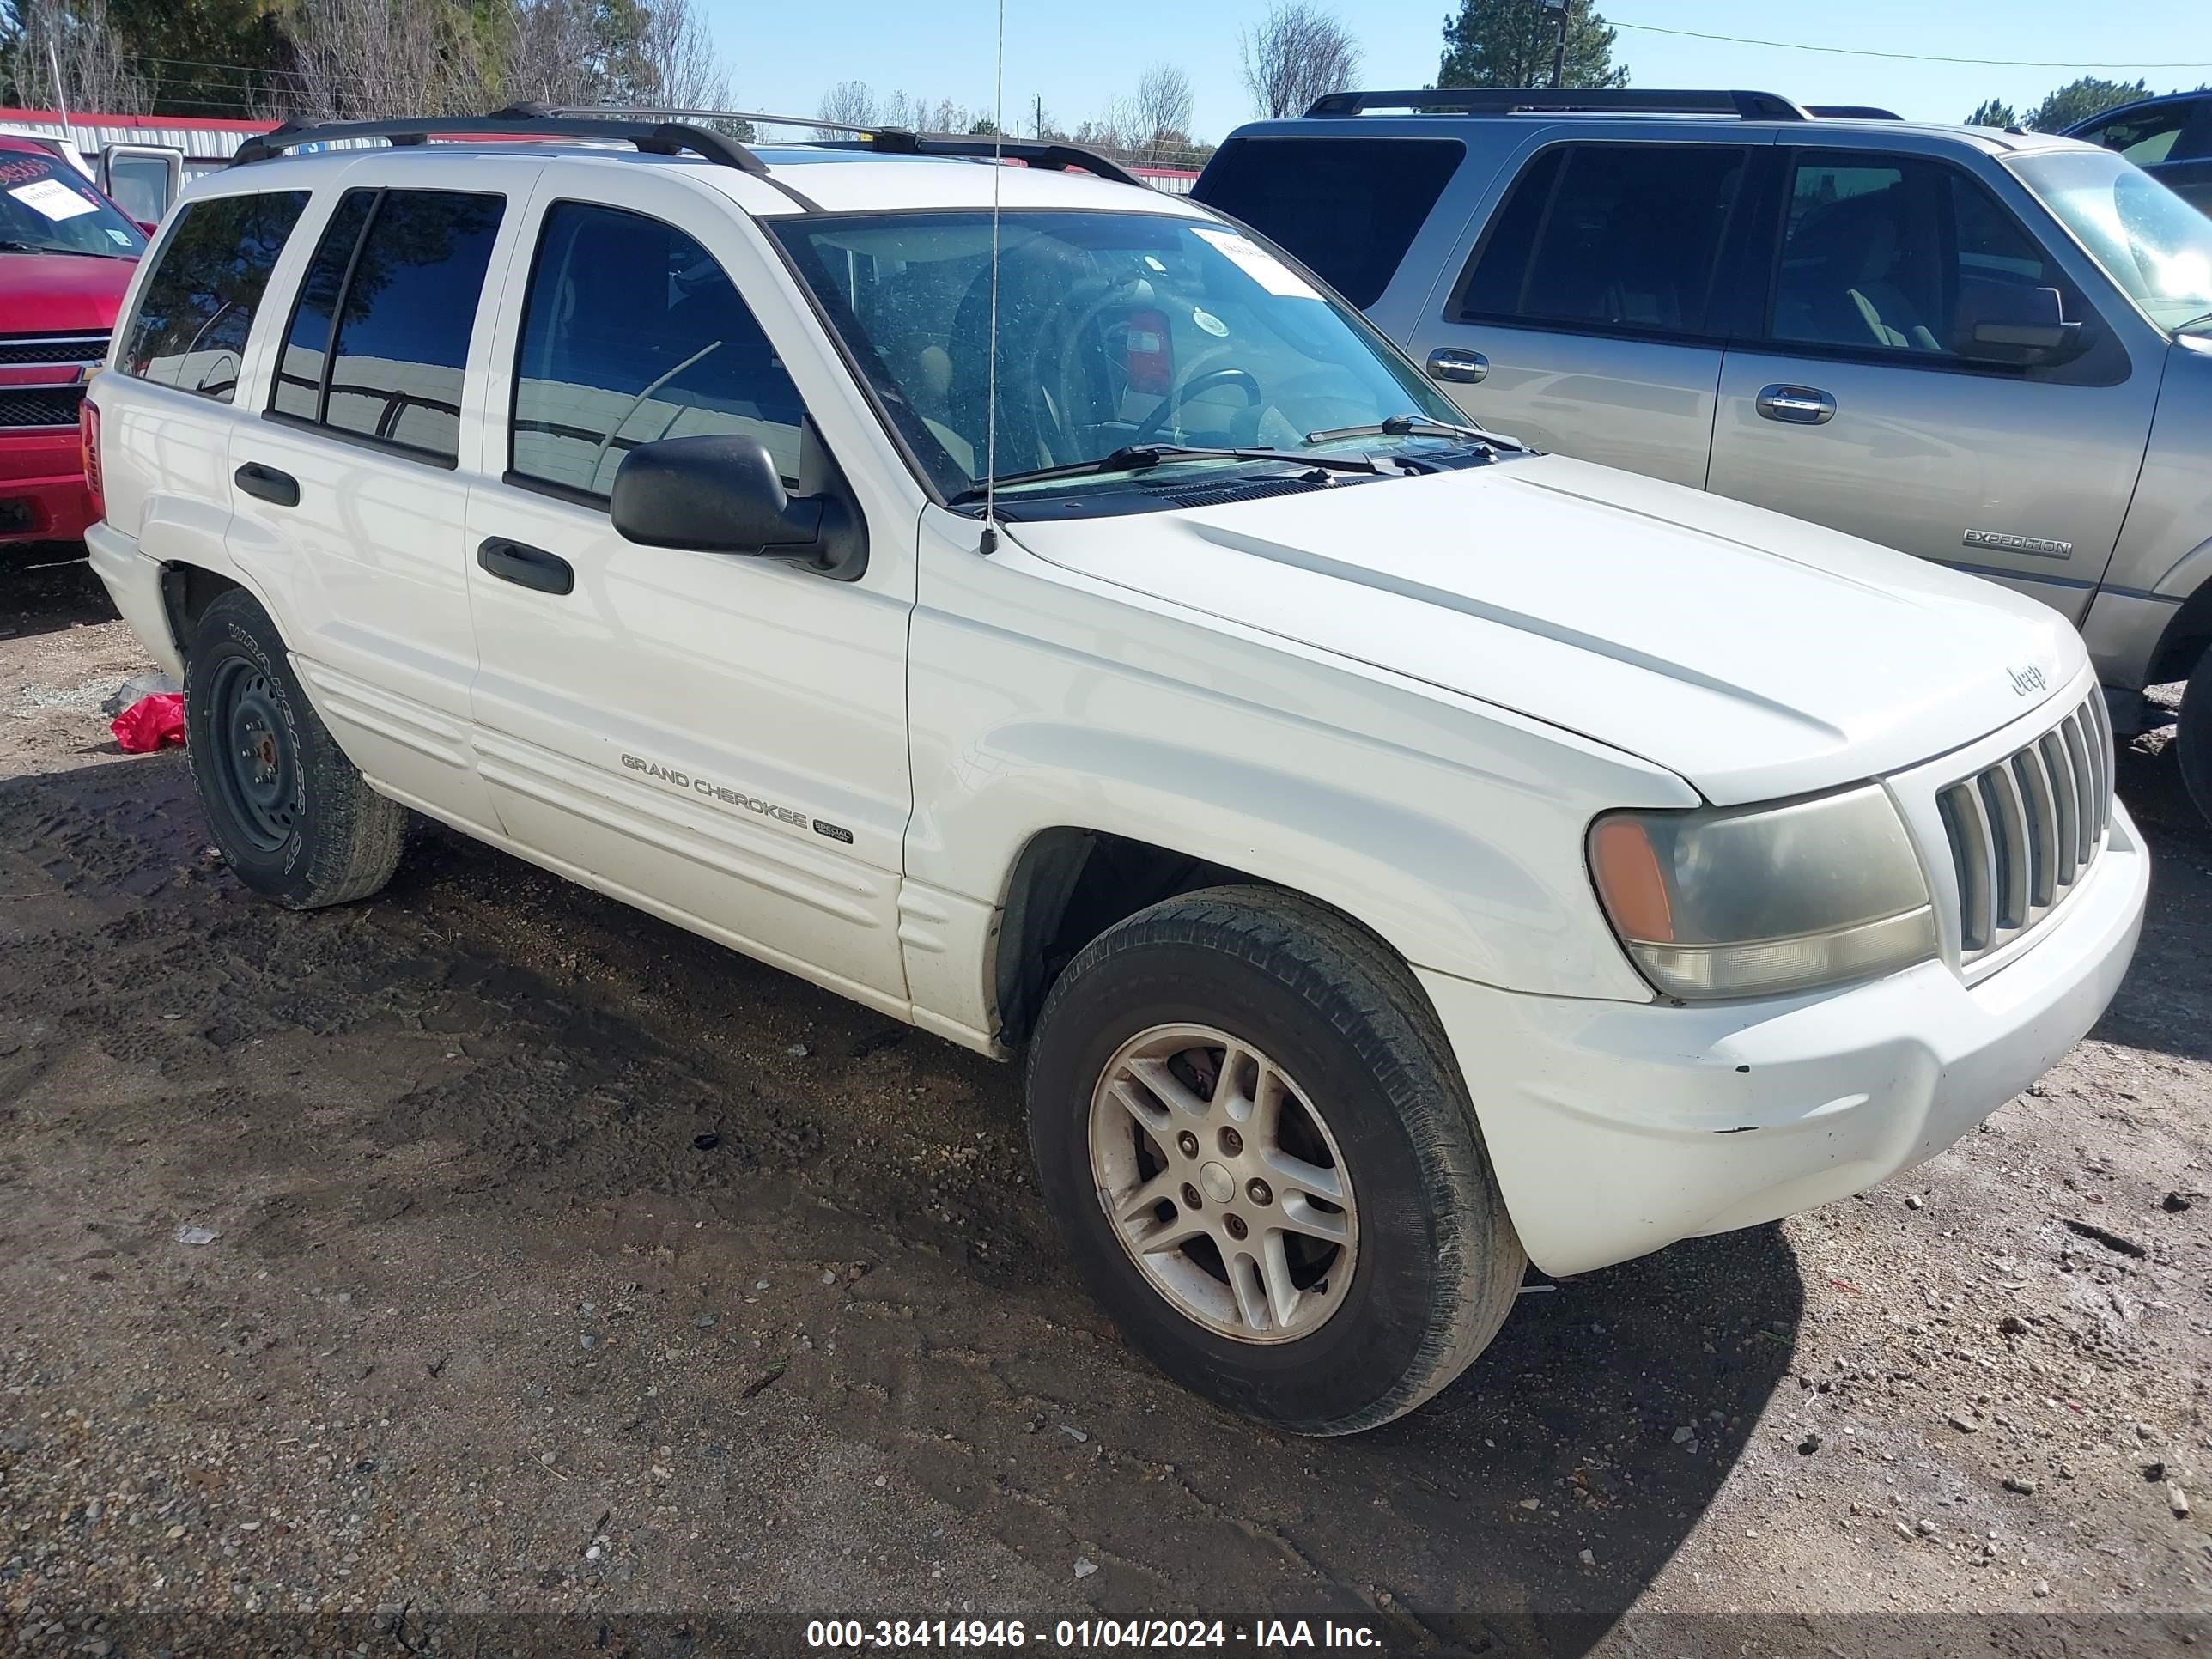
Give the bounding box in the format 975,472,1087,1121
2008,665,2048,696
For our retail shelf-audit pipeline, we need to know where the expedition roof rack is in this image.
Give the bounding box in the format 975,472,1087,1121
1303,88,1811,121
538,106,1146,187
1806,104,1903,119
232,104,766,172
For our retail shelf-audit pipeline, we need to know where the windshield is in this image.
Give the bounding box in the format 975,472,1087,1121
0,149,145,258
770,209,1478,503
2010,149,2212,333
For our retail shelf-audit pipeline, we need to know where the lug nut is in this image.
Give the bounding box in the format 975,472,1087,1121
1224,1214,1249,1240
1218,1127,1243,1156
1182,1183,1204,1211
1246,1178,1273,1206
1176,1131,1200,1158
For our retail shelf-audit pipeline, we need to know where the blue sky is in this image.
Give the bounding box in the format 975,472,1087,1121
703,0,2212,144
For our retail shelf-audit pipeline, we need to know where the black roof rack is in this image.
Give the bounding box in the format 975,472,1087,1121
1807,104,1902,120
1303,88,1810,121
231,104,766,173
565,106,1146,187
811,132,1144,187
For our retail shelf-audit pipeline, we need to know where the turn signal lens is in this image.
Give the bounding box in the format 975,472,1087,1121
1589,816,1674,943
1589,785,1938,1002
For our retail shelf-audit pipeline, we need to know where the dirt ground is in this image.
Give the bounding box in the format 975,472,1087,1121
1,541,2207,1658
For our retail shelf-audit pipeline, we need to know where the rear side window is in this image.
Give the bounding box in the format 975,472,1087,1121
267,188,504,463
118,191,308,402
1193,137,1464,308
508,201,805,498
1457,143,1749,340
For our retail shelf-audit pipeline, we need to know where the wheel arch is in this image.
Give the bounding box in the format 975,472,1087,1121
990,823,1415,1049
2148,558,2212,688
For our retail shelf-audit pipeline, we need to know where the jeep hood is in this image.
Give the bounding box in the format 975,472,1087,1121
1004,454,2085,805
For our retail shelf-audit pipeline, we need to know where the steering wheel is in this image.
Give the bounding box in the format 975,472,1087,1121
1131,364,1264,445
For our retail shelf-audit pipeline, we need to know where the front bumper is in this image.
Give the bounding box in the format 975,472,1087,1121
0,430,93,544
1419,799,2148,1278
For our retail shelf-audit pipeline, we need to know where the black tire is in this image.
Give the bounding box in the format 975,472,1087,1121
183,586,406,909
1024,884,1525,1435
2182,645,2212,828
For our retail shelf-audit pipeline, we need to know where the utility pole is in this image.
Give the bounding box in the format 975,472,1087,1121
1542,0,1568,88
1035,94,1042,139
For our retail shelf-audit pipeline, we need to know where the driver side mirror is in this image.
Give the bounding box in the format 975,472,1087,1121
1960,283,2083,362
610,433,867,580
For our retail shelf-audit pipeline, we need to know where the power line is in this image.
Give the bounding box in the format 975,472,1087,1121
1608,19,2212,71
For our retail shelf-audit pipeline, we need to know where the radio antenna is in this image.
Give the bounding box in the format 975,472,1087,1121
978,0,1007,555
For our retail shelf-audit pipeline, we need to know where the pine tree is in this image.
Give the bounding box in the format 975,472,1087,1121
1437,0,1626,91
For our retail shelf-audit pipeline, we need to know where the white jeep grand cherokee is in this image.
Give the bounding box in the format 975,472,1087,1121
82,109,2148,1435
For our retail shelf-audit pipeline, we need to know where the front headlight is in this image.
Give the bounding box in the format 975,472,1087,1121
1588,785,1937,1001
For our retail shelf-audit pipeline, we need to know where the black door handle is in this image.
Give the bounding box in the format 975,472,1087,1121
477,538,574,596
234,462,299,507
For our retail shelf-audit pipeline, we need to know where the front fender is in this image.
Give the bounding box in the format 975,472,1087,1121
906,514,1691,1004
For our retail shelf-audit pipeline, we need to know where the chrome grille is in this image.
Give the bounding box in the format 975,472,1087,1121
0,332,108,368
1937,692,2112,963
0,386,85,428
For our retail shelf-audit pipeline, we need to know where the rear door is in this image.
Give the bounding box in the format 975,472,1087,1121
1403,137,1763,489
225,161,533,832
1707,145,2161,621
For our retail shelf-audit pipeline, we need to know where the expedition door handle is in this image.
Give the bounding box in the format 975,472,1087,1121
234,462,300,507
1754,383,1837,425
1426,347,1489,384
477,537,574,597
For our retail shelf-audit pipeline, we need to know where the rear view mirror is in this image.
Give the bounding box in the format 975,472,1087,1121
609,434,867,580
1960,283,2082,362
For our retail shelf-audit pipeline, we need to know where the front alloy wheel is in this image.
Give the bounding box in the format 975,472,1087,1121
1091,1024,1356,1342
1026,885,1527,1435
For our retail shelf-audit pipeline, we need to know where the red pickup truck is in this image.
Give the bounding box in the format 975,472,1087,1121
2,135,145,544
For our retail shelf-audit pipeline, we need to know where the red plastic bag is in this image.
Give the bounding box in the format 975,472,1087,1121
112,692,185,753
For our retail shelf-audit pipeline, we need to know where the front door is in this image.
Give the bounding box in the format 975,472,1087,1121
460,168,915,1007
1405,137,1760,489
1707,148,2161,621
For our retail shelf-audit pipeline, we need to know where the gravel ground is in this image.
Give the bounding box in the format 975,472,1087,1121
1,544,2208,1657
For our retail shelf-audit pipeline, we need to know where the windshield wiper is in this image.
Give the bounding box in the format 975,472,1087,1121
947,442,1382,504
2176,310,2212,335
1304,412,1515,450
0,240,123,259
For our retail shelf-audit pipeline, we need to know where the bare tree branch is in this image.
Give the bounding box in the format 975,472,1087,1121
1127,62,1194,158
815,77,876,133
9,0,150,116
638,0,726,109
283,0,476,119
1239,1,1361,120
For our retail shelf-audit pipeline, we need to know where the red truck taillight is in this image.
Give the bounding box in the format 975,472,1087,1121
78,385,104,524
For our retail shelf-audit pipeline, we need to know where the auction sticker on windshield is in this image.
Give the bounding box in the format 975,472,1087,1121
8,178,97,222
1190,227,1321,301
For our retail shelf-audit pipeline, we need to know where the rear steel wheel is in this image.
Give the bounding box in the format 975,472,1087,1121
204,655,300,852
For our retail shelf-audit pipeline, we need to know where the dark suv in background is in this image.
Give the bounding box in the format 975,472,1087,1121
2064,90,2212,216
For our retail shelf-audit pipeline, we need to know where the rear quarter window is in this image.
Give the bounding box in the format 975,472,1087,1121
1194,137,1465,309
120,191,311,403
